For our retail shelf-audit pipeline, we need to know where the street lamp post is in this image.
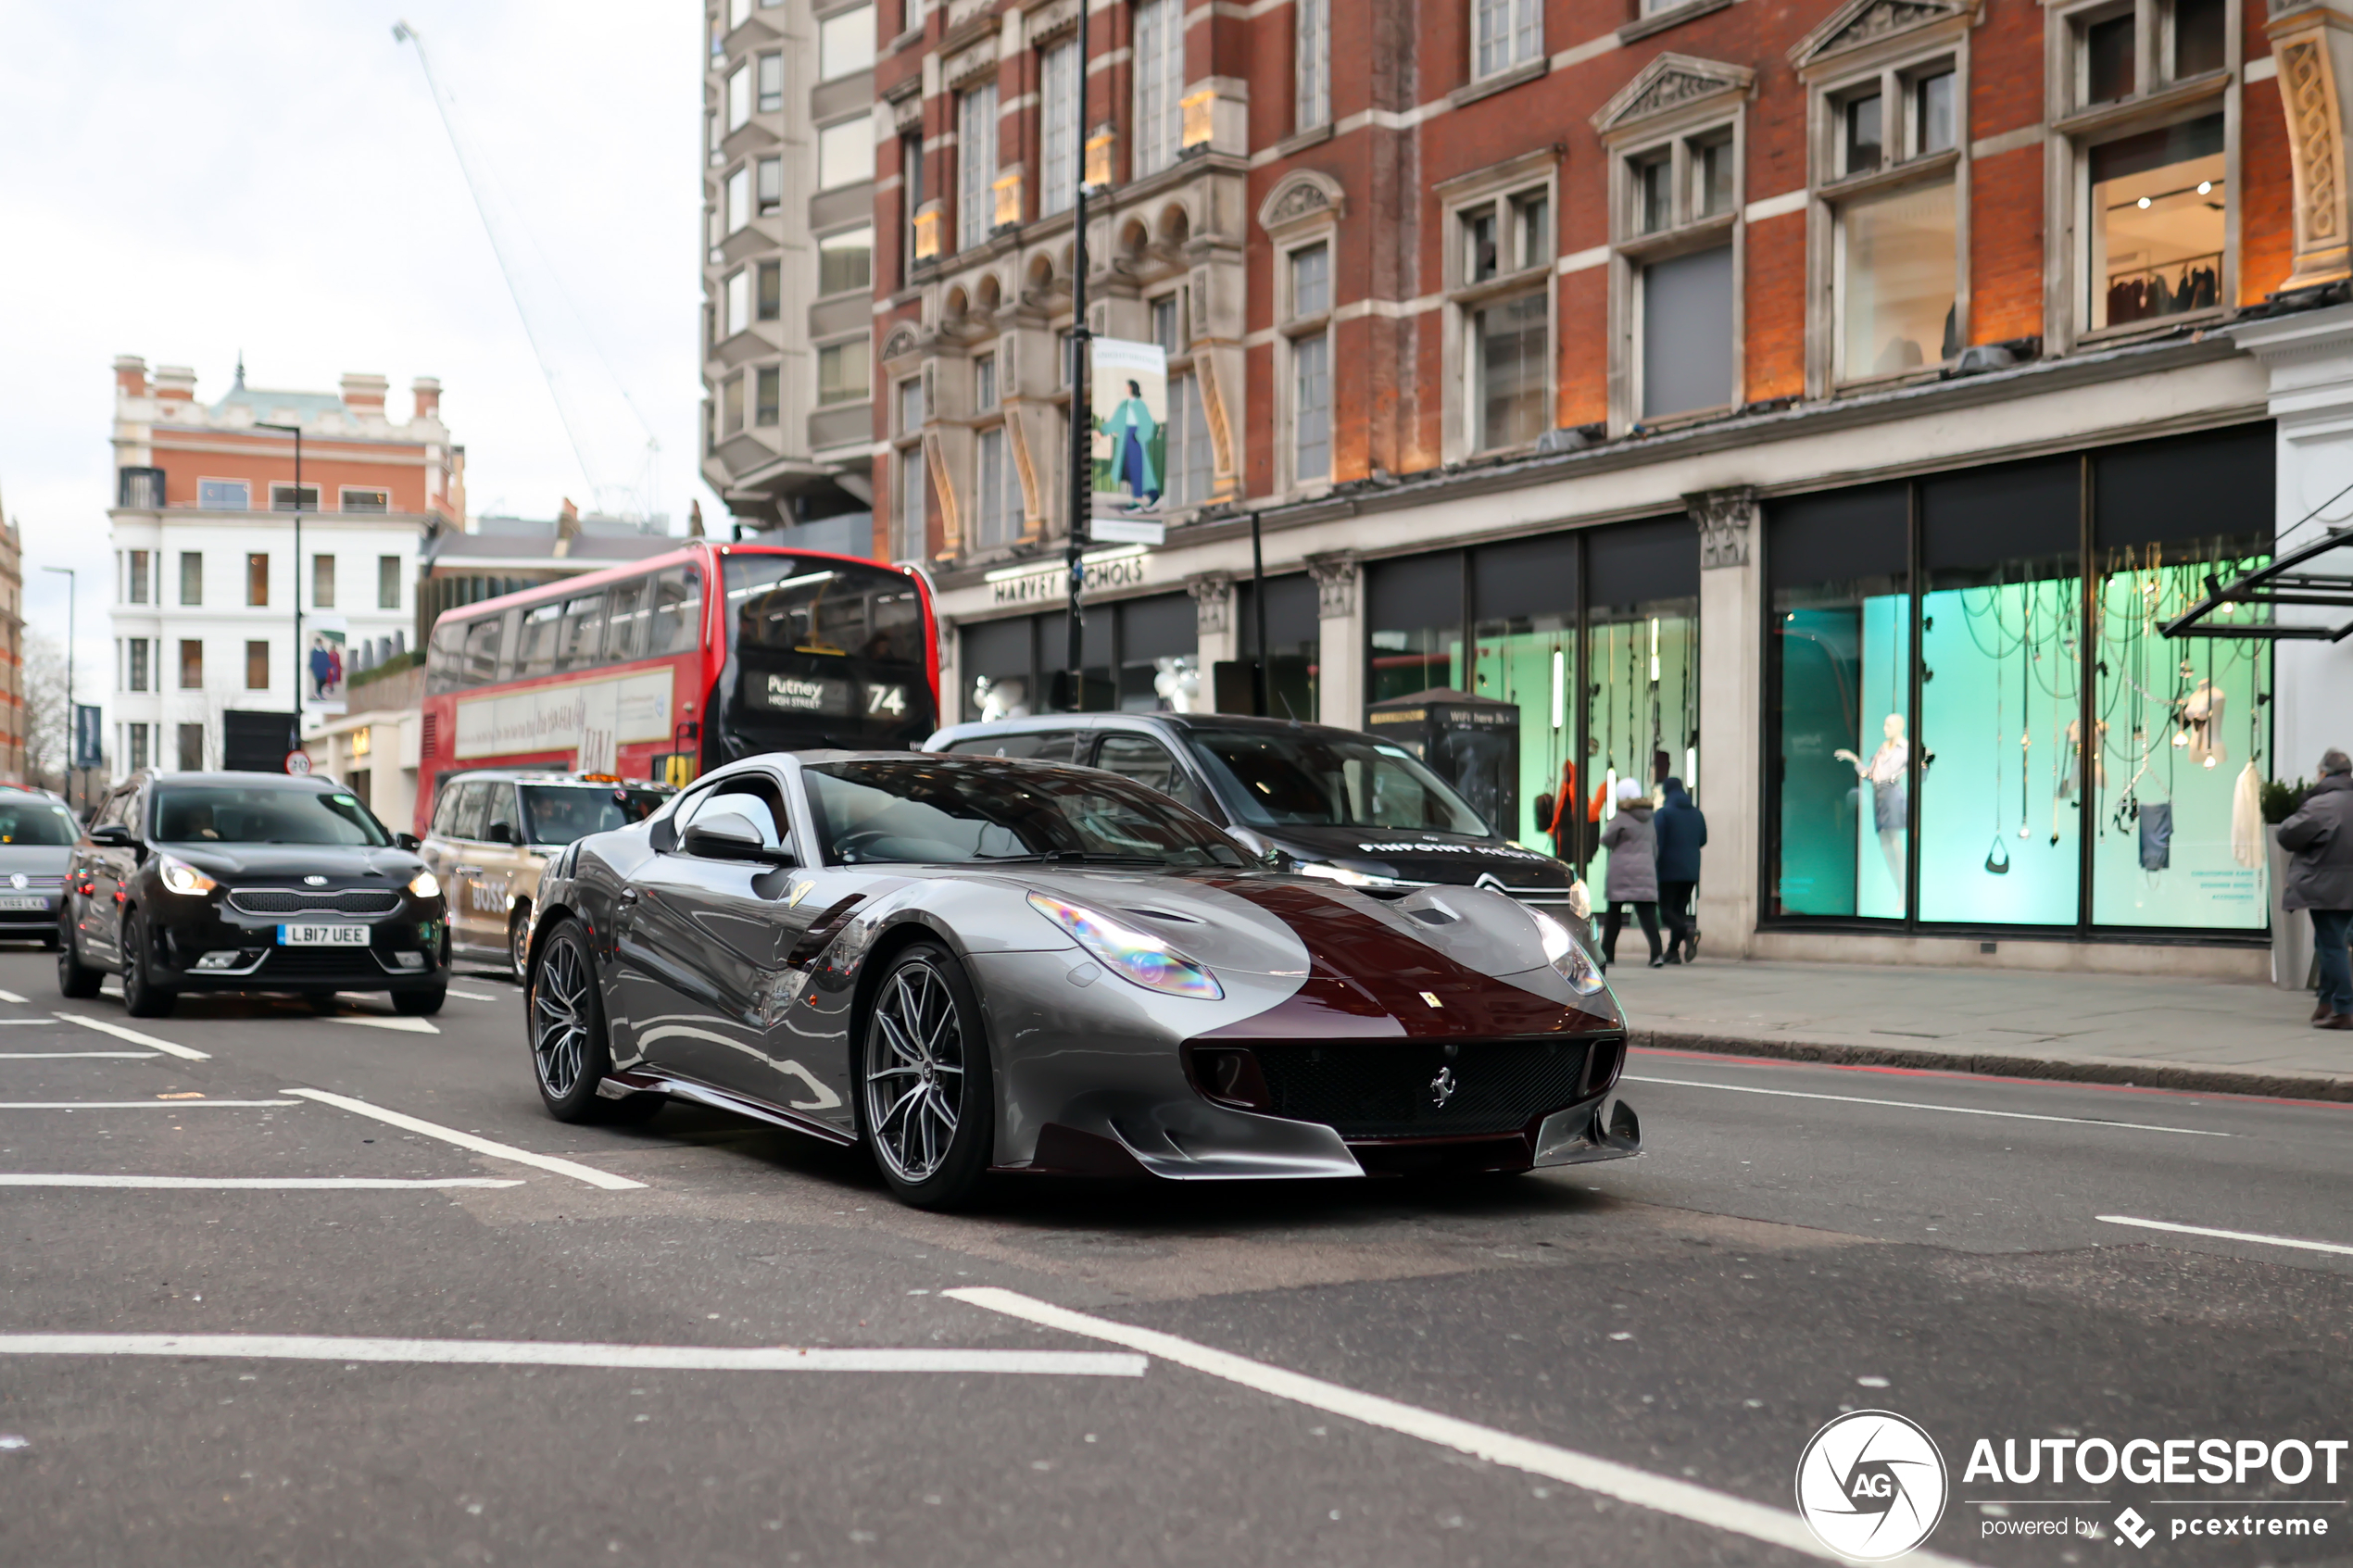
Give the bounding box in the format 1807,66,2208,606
39,565,74,806
256,421,305,752
1063,0,1091,710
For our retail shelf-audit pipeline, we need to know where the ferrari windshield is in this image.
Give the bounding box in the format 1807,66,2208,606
520,784,673,847
1185,729,1492,836
152,785,390,847
803,759,1246,868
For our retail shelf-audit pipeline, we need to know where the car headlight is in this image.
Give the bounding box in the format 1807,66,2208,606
1566,878,1592,920
158,855,217,897
1294,860,1407,889
1530,907,1606,996
407,871,442,899
1026,892,1223,1000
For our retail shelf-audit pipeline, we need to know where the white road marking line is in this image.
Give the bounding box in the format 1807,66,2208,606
282,1087,645,1190
330,1015,440,1035
1622,1075,2225,1137
2097,1214,2353,1258
0,1100,297,1109
0,1333,1146,1376
0,1052,160,1060
946,1287,1986,1568
0,1175,522,1189
446,989,499,1002
0,1018,63,1025
0,987,26,1003
56,1014,209,1061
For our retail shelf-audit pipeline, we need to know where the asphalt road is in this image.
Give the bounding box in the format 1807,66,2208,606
0,948,2347,1567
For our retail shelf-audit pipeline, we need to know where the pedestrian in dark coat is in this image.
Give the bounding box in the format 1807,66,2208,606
2278,748,2353,1028
1597,780,1661,968
1652,776,1707,964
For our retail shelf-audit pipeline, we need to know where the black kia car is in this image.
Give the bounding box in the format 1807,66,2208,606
57,771,450,1017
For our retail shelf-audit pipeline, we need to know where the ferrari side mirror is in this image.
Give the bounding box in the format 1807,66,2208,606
395,832,422,851
681,812,797,867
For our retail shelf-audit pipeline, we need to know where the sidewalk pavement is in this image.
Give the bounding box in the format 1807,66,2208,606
1605,957,2353,1103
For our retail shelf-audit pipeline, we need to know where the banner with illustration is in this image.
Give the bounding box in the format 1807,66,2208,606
1089,337,1168,518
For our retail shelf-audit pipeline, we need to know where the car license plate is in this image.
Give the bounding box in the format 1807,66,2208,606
0,896,45,911
278,923,370,947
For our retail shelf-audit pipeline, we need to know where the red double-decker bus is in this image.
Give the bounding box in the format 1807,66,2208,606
415,541,939,833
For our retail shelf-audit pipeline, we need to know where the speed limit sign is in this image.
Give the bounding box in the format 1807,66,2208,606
284,750,313,775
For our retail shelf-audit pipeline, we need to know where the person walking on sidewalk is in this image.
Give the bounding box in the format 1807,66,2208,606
1654,776,1707,965
1597,779,1662,969
2278,748,2353,1030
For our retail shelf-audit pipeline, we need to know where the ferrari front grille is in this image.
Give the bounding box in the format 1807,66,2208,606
1245,1036,1609,1140
228,887,402,916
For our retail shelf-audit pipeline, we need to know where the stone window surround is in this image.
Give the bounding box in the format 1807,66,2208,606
1435,148,1560,463
1595,56,1754,434
1795,2,1977,397
2040,0,2242,356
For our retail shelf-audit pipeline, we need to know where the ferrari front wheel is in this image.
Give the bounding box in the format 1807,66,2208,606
528,916,654,1124
858,943,993,1209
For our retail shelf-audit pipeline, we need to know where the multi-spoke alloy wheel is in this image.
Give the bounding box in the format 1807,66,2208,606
859,945,991,1207
533,930,592,1101
527,917,656,1123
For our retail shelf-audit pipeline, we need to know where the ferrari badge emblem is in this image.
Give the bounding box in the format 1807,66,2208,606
1430,1066,1458,1108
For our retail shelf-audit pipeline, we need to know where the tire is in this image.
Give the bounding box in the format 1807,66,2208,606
56,914,101,999
527,916,648,1123
393,985,447,1017
856,942,994,1209
508,907,531,983
120,913,177,1018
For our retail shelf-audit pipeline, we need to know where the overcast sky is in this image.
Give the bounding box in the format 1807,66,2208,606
0,1,708,699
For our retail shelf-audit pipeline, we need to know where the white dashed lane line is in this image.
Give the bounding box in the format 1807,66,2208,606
0,1100,297,1110
0,1052,161,1060
0,1175,523,1189
0,1333,1145,1375
1621,1075,2225,1137
283,1087,645,1190
445,989,501,1002
2097,1214,2353,1258
947,1287,1988,1568
0,987,26,1003
55,1014,209,1061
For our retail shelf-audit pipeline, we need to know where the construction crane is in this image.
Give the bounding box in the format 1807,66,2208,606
393,19,664,521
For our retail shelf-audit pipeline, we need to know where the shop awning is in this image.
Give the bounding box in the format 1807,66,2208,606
2159,523,2353,641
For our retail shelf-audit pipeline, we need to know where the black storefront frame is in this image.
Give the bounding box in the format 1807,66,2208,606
1758,444,2273,948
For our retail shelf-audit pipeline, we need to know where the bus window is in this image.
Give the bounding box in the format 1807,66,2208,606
427,618,468,694
648,567,703,656
556,592,608,673
605,576,648,662
460,617,506,686
512,600,563,681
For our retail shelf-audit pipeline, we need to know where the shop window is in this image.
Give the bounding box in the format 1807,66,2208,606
1367,550,1465,709
963,616,1033,722
2087,114,2224,330
1464,536,1578,861
1587,521,1701,901
1835,182,1957,380
1768,485,1912,920
1236,573,1322,721
1116,593,1200,713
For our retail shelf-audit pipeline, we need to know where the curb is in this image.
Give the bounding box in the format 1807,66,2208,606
1631,1028,2353,1105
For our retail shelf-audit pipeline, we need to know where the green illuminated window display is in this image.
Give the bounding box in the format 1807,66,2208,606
1469,614,1577,854
1775,588,1910,918
2091,545,2271,931
1917,561,2083,926
1586,603,1699,897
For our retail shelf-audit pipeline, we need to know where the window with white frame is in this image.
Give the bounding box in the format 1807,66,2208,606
958,82,999,250
728,62,752,130
1296,0,1330,131
899,375,925,435
725,268,751,336
894,445,927,560
758,52,784,111
817,119,874,189
726,165,751,231
819,6,875,79
1822,59,1963,382
1286,244,1332,483
1452,183,1552,451
975,353,999,411
819,226,873,295
2057,0,2234,335
1040,40,1079,214
1613,118,1739,420
1133,0,1185,177
1472,0,1541,81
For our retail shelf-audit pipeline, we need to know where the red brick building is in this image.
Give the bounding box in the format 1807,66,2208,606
882,0,2353,977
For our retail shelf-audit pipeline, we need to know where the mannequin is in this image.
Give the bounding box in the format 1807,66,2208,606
1834,713,1909,893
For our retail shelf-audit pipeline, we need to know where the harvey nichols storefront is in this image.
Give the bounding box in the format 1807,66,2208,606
932,336,2335,979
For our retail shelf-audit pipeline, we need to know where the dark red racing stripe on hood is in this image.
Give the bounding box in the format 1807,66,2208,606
1193,879,1604,1041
